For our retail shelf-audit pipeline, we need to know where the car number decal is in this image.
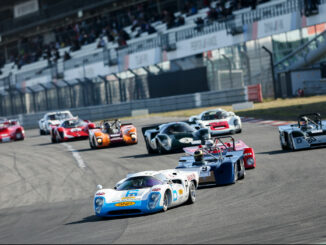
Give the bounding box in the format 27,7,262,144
126,190,139,197
115,202,135,207
173,190,178,201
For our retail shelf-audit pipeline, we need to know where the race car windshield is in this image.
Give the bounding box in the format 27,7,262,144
201,111,227,120
63,119,84,128
163,123,195,134
55,113,72,120
116,176,163,190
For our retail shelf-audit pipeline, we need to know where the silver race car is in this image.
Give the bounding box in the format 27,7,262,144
279,113,326,151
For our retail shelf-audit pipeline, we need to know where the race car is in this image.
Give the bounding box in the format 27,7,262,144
0,118,25,143
188,108,242,135
142,121,210,154
39,110,73,135
51,117,95,143
176,137,246,186
89,119,138,149
94,169,199,217
279,113,326,151
182,136,256,169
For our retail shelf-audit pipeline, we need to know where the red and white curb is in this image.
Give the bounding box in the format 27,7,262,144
241,117,295,127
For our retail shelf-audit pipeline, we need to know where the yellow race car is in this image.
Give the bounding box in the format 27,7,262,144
89,119,138,149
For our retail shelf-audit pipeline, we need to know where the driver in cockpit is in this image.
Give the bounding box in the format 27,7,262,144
193,149,207,166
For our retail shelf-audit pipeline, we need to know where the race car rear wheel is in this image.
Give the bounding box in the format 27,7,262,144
162,192,169,212
287,134,295,151
233,163,238,184
186,181,196,204
238,159,245,180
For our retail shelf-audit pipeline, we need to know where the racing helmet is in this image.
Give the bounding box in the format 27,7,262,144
205,139,214,148
194,149,204,162
299,116,308,127
104,122,111,131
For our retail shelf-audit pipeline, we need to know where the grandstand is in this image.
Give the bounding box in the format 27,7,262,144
1,0,326,120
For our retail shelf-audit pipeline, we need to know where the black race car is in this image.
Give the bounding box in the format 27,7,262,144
142,121,210,154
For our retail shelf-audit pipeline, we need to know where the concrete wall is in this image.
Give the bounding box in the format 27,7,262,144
16,87,248,129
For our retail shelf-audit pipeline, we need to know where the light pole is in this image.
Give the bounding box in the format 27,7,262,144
262,46,277,99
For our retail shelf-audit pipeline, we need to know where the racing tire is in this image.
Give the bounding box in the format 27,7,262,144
280,134,288,150
40,129,44,135
236,128,242,134
157,140,167,155
186,181,196,205
145,137,155,154
287,135,295,151
162,192,169,212
232,163,238,184
89,137,96,149
238,159,245,180
51,137,56,144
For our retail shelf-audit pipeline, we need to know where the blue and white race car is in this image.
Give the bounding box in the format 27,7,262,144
176,138,245,186
279,113,326,150
94,169,199,217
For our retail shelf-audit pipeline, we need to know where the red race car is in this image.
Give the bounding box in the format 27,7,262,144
183,136,256,169
0,118,25,143
51,117,95,143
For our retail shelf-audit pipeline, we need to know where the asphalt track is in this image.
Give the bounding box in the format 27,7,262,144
0,116,326,244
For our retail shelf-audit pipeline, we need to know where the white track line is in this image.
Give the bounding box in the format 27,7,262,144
62,143,86,168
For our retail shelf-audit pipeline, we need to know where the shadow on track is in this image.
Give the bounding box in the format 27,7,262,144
78,144,138,152
65,212,157,225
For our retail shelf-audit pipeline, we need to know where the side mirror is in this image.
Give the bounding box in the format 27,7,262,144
97,184,103,190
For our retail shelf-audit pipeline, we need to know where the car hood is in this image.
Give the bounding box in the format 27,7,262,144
95,188,152,203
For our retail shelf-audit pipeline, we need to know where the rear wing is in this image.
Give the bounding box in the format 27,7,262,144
212,136,236,151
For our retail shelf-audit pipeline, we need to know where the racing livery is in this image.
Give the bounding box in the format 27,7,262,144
176,137,246,186
39,110,73,135
142,121,210,154
89,119,137,149
51,117,95,143
188,108,242,135
0,118,25,142
94,169,199,217
183,136,256,169
279,113,326,151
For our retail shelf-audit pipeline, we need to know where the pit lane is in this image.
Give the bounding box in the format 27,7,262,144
0,116,325,244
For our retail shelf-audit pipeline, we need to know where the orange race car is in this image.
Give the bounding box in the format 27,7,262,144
89,119,138,149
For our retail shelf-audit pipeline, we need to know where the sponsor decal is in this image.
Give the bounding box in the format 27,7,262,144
187,173,196,181
152,188,161,192
96,192,105,196
121,196,135,200
71,128,82,132
178,189,183,195
179,138,193,144
173,190,178,201
115,201,135,207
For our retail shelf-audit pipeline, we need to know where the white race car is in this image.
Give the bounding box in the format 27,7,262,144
38,110,73,135
94,169,199,217
188,108,242,135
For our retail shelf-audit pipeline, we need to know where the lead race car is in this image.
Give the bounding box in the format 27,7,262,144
142,121,210,154
279,113,326,151
89,119,137,149
51,117,95,143
176,137,247,186
188,108,242,135
0,118,25,143
94,169,199,217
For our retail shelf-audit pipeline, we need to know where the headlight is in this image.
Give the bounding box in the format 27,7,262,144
97,138,103,144
148,193,160,209
234,119,240,126
95,198,104,207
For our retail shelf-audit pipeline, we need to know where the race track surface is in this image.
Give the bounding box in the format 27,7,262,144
0,116,326,244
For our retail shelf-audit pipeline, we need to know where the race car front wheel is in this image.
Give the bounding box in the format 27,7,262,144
145,137,155,154
162,192,169,212
233,163,238,184
186,181,196,204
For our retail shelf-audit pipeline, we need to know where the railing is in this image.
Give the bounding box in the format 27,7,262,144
274,29,326,72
